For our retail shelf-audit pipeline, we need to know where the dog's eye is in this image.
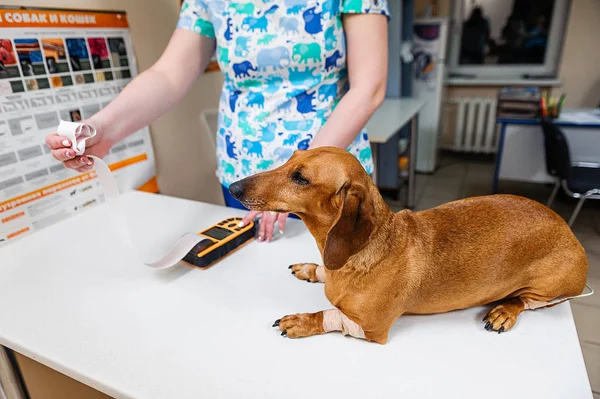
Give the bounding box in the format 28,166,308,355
291,171,310,185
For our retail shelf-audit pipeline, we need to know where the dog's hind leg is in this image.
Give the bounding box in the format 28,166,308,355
483,298,526,333
483,256,587,334
482,292,563,333
288,263,325,283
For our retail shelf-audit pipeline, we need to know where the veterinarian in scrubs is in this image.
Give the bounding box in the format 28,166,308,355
45,0,389,242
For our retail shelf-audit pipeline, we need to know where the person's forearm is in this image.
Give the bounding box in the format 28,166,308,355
87,67,194,144
309,85,385,149
311,12,387,151
86,29,214,145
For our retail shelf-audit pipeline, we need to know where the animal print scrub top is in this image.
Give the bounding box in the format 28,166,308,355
177,0,389,188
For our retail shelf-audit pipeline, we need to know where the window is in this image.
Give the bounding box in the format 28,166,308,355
448,0,571,80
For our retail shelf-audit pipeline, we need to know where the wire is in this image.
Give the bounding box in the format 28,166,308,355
539,284,595,309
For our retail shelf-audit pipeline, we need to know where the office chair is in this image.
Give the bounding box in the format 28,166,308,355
541,119,600,227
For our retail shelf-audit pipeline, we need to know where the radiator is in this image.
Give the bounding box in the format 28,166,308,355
446,98,498,154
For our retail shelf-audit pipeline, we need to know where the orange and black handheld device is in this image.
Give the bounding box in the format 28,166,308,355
182,217,256,268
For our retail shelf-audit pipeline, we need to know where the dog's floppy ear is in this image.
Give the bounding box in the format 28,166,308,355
323,183,375,270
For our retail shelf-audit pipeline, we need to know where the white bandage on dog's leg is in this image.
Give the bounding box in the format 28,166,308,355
524,286,595,310
523,299,549,310
323,309,365,339
315,265,326,282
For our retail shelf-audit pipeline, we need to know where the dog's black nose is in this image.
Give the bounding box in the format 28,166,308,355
229,181,245,199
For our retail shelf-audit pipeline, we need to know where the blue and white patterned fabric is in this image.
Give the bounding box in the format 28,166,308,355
177,0,389,187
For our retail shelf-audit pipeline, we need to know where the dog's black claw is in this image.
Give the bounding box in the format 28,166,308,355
281,331,287,337
482,315,489,322
291,271,295,275
306,279,311,283
288,265,293,269
273,319,280,327
485,321,492,331
498,326,505,334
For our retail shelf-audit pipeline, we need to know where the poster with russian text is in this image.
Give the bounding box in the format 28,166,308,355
0,7,156,246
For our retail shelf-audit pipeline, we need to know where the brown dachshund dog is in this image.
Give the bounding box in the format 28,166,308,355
229,147,588,344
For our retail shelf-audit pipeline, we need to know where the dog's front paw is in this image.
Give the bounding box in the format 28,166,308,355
288,263,324,283
272,312,324,339
288,263,325,283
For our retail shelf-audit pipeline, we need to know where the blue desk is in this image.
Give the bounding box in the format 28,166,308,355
493,109,600,193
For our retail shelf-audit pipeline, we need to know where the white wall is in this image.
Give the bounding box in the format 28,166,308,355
557,0,600,107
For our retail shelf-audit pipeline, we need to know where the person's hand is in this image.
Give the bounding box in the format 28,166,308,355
241,211,288,242
44,122,113,173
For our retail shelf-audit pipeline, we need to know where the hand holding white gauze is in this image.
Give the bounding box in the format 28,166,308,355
56,120,205,269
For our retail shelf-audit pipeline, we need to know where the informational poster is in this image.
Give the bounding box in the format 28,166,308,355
0,7,156,246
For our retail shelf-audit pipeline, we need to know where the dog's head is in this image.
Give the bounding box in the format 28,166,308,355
229,147,376,270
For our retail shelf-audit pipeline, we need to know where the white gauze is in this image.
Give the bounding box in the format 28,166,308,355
315,265,326,282
323,309,365,339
